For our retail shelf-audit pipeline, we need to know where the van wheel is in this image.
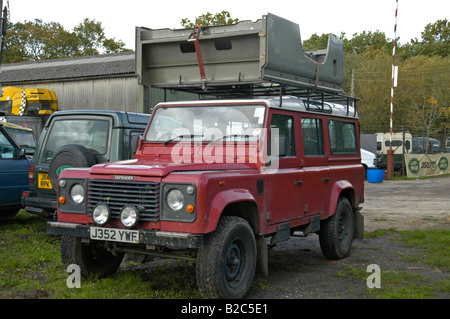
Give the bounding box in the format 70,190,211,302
49,144,96,189
196,216,256,299
61,235,123,278
319,198,354,260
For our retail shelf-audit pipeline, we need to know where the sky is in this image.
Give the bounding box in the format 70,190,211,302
4,0,449,50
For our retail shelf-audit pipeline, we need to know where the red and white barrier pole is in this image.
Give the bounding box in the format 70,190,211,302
387,0,398,178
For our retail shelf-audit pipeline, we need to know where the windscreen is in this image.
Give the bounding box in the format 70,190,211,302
146,104,266,143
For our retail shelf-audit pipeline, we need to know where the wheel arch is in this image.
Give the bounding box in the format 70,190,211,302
327,180,356,218
204,189,259,234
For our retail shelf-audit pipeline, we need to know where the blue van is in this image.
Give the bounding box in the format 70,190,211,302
0,122,31,216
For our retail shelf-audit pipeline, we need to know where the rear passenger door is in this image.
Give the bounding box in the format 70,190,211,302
300,116,331,216
266,112,305,224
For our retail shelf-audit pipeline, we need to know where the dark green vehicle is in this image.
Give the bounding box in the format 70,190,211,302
22,110,150,219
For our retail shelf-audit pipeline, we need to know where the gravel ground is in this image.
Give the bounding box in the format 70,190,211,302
247,175,450,299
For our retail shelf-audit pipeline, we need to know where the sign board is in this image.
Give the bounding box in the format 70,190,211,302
405,154,449,178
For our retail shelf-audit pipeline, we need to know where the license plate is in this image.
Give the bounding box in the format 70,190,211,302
38,173,52,189
90,227,140,244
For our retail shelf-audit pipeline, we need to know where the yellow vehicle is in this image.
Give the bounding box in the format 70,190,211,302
0,86,57,116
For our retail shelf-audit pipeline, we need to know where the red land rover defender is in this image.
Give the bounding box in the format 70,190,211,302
46,14,365,299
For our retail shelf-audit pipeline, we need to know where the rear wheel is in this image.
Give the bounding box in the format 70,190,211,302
196,216,256,299
61,235,123,278
319,198,354,260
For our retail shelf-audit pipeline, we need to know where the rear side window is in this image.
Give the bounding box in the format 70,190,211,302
41,119,109,163
301,118,324,156
328,120,357,154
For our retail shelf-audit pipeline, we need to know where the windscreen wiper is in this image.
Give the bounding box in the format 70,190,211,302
163,134,204,146
208,134,252,146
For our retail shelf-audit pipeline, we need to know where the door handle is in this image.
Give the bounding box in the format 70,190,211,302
294,180,304,185
322,177,331,182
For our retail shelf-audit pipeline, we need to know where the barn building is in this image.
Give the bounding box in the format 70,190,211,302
1,51,198,114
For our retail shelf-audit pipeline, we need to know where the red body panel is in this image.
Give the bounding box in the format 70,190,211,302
56,100,364,239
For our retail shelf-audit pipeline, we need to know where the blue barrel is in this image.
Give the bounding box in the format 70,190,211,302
367,169,384,183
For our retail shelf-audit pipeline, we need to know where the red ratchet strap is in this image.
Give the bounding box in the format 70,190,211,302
188,25,207,89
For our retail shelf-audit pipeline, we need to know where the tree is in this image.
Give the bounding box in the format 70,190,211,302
2,18,130,63
342,30,391,55
181,11,238,28
302,33,333,51
399,55,450,140
2,19,78,62
413,19,449,58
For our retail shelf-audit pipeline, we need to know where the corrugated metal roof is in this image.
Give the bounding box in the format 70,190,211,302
1,52,136,84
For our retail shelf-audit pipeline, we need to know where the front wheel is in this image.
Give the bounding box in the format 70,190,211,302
61,235,123,278
196,216,257,299
319,198,355,260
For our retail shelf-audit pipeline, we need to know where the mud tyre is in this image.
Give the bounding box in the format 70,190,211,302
319,197,354,260
61,235,123,278
196,216,256,299
49,144,96,190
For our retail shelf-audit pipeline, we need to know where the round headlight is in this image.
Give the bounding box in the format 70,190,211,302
70,184,85,204
166,189,184,211
120,206,139,228
93,204,110,225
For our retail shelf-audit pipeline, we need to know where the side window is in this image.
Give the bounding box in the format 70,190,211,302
328,120,357,154
270,114,296,157
301,118,324,156
0,129,17,159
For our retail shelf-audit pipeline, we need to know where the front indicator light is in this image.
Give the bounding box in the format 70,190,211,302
58,196,66,204
186,204,195,214
93,204,111,226
120,206,139,228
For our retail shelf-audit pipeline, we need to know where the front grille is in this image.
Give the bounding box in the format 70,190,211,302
88,180,160,221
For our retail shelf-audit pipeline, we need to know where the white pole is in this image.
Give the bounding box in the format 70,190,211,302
388,0,398,178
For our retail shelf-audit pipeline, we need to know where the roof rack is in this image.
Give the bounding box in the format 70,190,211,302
136,13,357,113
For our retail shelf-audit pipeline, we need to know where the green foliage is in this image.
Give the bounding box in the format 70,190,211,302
2,18,130,63
181,11,238,28
406,19,449,58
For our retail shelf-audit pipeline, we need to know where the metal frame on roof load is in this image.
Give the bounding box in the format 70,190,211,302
136,13,357,116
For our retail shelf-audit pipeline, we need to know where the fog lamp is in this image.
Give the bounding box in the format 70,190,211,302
93,204,111,226
120,206,139,228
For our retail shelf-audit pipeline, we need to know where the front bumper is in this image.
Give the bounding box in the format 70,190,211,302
46,222,204,249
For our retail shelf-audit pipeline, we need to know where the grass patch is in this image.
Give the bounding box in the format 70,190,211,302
0,211,202,299
398,229,450,271
369,271,436,299
1,212,449,299
365,228,397,238
385,173,450,181
339,228,450,299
